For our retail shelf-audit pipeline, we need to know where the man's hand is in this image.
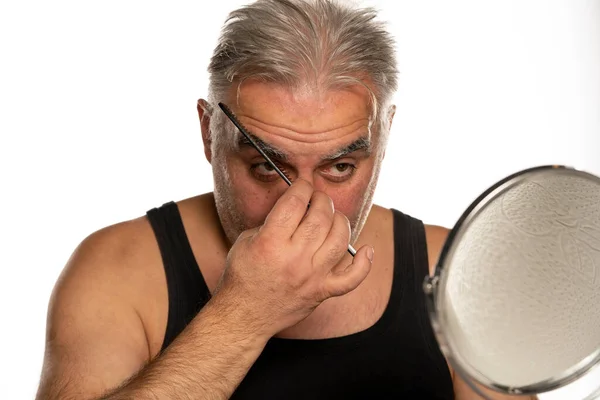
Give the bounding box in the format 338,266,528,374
214,178,374,338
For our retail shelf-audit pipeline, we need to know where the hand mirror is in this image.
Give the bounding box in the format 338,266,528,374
424,165,600,399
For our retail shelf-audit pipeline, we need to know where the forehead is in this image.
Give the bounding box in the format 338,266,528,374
226,80,374,138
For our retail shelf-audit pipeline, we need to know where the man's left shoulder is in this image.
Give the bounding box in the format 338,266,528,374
423,224,451,276
369,206,450,275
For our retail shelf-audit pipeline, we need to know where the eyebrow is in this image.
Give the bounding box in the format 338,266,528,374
236,133,372,162
237,133,288,161
322,136,372,161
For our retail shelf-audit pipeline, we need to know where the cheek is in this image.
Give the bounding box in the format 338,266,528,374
228,158,287,226
332,190,362,216
310,165,376,224
328,183,371,223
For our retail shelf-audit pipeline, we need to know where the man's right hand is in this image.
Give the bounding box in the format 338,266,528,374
213,179,374,338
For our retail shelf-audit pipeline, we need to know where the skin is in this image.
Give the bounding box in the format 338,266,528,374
35,79,537,399
207,81,385,249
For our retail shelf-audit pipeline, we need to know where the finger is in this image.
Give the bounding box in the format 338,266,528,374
291,190,335,250
261,179,314,239
312,210,352,269
236,226,260,242
322,245,373,298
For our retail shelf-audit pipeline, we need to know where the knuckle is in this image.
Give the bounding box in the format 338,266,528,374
252,231,283,257
250,234,271,254
300,208,333,241
312,206,334,226
332,234,349,254
322,217,350,263
321,235,347,264
271,207,294,229
300,219,322,241
325,245,345,265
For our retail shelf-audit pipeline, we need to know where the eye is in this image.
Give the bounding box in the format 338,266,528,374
323,163,357,181
250,162,281,182
334,163,352,173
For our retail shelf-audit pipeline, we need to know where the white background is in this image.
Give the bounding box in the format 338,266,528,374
1,0,599,398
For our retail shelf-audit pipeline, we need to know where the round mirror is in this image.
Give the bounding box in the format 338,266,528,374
424,165,600,399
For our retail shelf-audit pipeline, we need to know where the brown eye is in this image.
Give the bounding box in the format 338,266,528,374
250,162,280,182
323,163,357,182
254,162,277,174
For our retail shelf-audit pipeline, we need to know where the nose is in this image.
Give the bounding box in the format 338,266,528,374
292,174,332,205
294,170,323,191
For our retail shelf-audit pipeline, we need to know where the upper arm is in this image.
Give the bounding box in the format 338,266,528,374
36,223,151,400
424,224,538,400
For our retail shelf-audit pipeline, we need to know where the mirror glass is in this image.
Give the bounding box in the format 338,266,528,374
426,166,600,397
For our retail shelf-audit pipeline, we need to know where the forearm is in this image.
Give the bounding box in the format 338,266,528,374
101,294,270,400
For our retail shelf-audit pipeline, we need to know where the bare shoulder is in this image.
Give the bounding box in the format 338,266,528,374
52,211,164,321
37,210,166,399
424,224,451,276
366,206,450,273
65,214,158,279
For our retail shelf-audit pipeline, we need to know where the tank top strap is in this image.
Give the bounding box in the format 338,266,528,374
390,208,450,377
390,207,430,299
146,201,211,352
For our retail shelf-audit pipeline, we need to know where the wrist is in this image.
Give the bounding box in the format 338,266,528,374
207,290,274,345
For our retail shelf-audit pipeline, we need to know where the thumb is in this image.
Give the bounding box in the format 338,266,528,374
324,245,374,298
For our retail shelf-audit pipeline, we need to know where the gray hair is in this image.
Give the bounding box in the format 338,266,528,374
204,0,399,152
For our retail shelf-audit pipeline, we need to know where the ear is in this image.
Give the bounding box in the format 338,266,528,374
197,99,213,163
388,105,396,129
382,105,396,160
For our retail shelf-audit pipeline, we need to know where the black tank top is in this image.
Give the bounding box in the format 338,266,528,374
146,201,454,399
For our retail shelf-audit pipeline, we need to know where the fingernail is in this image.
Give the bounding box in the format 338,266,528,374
367,246,374,263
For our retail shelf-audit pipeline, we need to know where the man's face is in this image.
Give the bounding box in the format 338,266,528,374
205,80,390,248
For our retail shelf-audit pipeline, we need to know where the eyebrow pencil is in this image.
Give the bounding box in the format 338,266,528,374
218,102,357,257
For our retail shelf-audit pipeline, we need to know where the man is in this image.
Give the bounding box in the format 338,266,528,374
36,0,536,399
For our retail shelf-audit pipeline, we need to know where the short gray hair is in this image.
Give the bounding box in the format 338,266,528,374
204,0,399,151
